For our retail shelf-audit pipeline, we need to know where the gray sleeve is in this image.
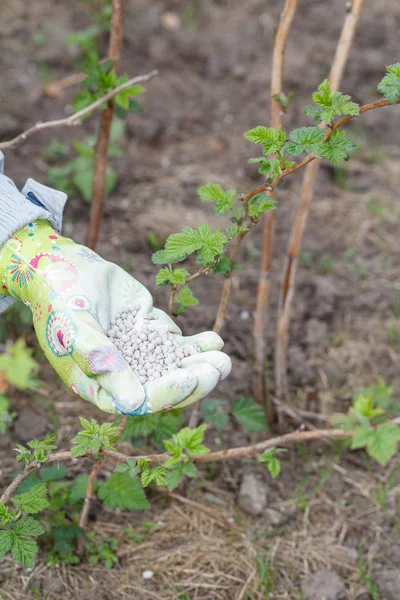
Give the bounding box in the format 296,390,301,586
0,151,68,314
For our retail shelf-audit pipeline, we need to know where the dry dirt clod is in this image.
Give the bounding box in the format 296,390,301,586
301,569,348,600
237,472,268,516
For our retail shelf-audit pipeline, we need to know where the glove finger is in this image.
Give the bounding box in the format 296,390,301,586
180,350,232,381
174,331,224,355
144,369,198,413
172,362,221,409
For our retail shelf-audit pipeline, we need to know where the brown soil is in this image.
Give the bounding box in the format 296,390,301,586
1,1,400,598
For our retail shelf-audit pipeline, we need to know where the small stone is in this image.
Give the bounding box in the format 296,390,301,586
142,569,154,579
238,473,268,516
301,569,347,600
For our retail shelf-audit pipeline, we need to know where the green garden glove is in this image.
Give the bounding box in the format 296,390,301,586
0,218,231,416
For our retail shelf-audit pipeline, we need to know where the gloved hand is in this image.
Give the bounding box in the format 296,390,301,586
0,183,231,416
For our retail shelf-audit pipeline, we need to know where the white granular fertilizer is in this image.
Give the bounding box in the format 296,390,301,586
107,306,188,384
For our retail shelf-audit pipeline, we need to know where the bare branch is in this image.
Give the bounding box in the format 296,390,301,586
252,0,298,420
3,418,400,506
275,0,365,398
0,71,157,151
86,0,126,250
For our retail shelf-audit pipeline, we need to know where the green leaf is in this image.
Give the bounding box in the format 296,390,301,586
0,339,38,390
305,79,360,124
40,465,67,482
69,476,90,505
244,126,286,154
114,459,141,479
165,466,183,491
164,223,227,265
285,127,325,155
156,267,190,287
0,530,12,555
366,422,400,466
377,63,400,104
12,516,44,537
267,457,281,478
141,466,167,488
248,193,276,219
12,483,50,514
231,397,267,432
98,471,149,511
175,287,199,315
151,250,168,265
201,399,229,430
197,184,236,215
351,426,374,450
315,130,357,165
258,159,281,178
11,536,38,568
258,448,286,478
182,462,197,478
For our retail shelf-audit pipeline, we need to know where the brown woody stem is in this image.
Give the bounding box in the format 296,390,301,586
86,0,125,250
252,0,298,422
274,0,365,399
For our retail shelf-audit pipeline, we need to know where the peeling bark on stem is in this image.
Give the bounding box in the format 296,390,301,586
274,0,365,399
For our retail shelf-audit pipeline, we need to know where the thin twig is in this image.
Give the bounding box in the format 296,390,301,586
213,229,249,334
4,417,400,505
0,71,157,151
274,0,365,398
78,456,103,530
252,0,298,423
86,0,125,250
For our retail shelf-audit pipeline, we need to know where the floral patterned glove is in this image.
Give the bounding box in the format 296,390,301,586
0,216,231,416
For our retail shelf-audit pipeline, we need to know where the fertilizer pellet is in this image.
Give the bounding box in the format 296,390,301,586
107,305,190,384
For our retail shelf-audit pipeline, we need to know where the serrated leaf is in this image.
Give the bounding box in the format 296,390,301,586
315,130,357,165
378,63,400,104
306,79,359,123
12,483,50,514
351,426,374,450
285,127,325,155
175,287,199,315
97,471,149,511
366,422,400,466
164,227,203,262
197,183,236,215
141,466,167,488
231,397,267,432
151,250,168,265
40,465,67,482
169,268,190,285
156,267,173,287
11,536,38,568
165,467,183,491
267,456,281,478
12,516,44,537
248,193,276,218
71,443,89,458
244,126,286,154
201,399,229,430
0,530,12,555
69,476,90,505
182,462,197,478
